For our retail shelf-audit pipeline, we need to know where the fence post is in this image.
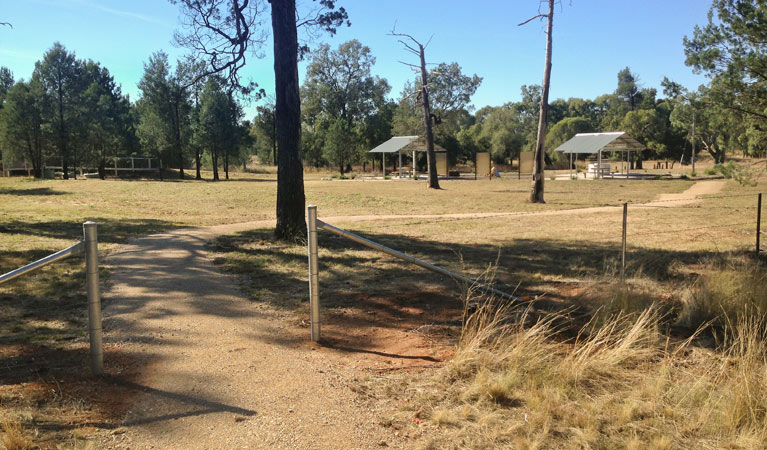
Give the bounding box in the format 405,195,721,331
757,193,763,260
307,206,321,342
621,203,628,280
83,222,104,375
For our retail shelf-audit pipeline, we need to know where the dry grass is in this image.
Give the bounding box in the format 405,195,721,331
678,256,767,332
1,159,765,448
0,415,35,450
385,284,767,449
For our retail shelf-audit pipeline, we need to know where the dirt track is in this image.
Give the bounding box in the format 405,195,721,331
100,180,724,449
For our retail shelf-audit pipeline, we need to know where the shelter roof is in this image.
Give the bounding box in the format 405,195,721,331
368,136,419,154
368,136,446,154
555,132,646,154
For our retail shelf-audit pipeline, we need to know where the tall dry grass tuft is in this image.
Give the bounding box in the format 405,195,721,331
1,416,34,450
678,258,767,334
408,276,767,449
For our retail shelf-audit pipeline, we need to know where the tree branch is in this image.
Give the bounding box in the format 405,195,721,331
518,14,546,26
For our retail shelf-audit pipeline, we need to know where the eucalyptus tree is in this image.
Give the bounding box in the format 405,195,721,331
302,39,390,174
519,0,556,203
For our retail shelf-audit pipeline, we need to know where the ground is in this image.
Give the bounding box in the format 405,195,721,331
1,158,765,448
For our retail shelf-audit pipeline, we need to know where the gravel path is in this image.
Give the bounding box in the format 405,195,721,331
99,180,724,449
102,220,395,450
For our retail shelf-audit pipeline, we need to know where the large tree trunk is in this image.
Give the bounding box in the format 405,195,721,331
224,151,229,180
195,149,202,180
419,44,440,189
529,0,554,203
212,147,219,181
272,0,306,240
272,112,278,166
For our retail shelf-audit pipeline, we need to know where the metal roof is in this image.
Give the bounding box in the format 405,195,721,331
368,136,446,154
555,132,646,154
368,136,419,153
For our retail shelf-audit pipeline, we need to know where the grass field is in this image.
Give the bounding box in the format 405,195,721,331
1,160,766,448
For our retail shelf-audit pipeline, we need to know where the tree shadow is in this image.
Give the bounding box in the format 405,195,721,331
0,187,65,196
214,226,725,354
0,345,254,435
0,217,177,245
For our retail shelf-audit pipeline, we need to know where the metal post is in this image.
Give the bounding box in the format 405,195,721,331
597,150,602,180
307,206,321,342
757,193,762,260
83,222,103,375
621,203,627,280
382,152,385,177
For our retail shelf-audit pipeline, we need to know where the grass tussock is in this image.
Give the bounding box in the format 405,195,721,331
1,416,35,450
407,283,767,449
679,258,767,334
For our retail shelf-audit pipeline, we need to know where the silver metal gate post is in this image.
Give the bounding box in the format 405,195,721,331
83,222,104,375
621,203,627,280
307,206,321,341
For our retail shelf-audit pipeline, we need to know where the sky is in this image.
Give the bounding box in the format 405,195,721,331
0,0,712,118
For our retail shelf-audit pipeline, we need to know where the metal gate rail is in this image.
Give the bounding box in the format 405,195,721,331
0,222,103,375
306,205,519,342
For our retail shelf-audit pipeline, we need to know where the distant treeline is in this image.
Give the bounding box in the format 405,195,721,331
3,18,766,179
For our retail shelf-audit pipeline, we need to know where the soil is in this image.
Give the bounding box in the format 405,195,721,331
2,181,724,449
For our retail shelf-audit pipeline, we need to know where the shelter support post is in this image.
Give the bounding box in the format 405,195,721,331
382,153,385,177
399,151,403,178
597,150,602,180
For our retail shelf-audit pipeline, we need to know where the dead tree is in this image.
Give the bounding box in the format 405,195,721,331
390,28,440,189
520,0,556,203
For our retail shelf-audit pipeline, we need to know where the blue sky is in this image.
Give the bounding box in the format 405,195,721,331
1,0,711,117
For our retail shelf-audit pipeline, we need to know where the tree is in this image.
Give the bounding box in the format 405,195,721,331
520,0,556,203
251,101,277,165
0,67,12,107
81,61,133,179
137,52,192,179
545,116,592,157
390,28,442,189
0,80,46,177
171,0,349,240
198,78,236,181
616,67,642,110
33,42,84,179
302,39,391,174
322,118,354,173
684,0,767,121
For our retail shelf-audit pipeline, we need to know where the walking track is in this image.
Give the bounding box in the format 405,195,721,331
100,180,724,449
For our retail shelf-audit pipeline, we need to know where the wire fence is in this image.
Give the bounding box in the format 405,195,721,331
334,192,766,277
